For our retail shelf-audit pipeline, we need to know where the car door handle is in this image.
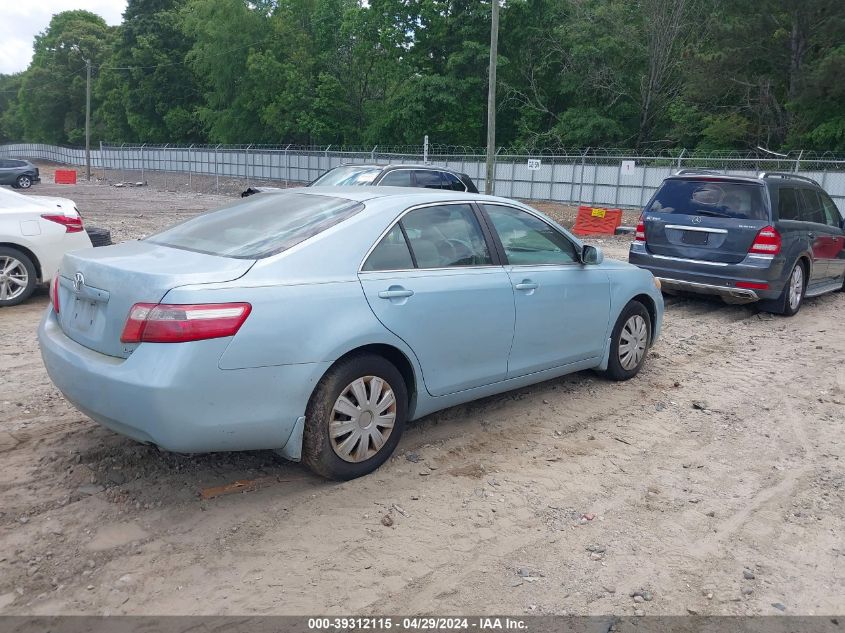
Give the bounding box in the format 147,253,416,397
808,233,816,239
514,280,539,291
378,288,414,299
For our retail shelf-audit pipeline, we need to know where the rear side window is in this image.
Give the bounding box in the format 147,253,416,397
647,179,767,220
799,189,826,224
441,172,467,191
778,188,801,221
362,225,414,271
147,193,364,259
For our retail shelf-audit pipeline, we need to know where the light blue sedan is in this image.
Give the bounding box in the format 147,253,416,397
39,188,663,480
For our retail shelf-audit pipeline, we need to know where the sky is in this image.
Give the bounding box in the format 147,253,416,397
0,0,127,75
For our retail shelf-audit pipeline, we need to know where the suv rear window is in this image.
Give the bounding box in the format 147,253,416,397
646,179,767,220
147,193,363,259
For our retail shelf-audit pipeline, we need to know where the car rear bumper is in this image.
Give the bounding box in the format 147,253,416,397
38,309,329,454
629,243,786,302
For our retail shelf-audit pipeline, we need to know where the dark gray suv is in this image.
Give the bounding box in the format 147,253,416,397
629,171,845,315
0,159,40,189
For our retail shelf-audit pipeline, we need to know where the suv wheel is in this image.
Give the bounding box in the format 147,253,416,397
16,175,33,189
762,261,805,316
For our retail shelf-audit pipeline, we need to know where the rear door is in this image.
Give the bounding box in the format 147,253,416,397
819,191,845,282
797,188,833,285
642,178,769,264
359,202,515,396
0,159,13,184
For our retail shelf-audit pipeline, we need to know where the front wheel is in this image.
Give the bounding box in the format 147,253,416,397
302,354,408,480
603,300,652,381
16,174,33,189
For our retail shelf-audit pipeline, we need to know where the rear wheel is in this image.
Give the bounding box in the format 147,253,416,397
0,247,37,307
16,174,32,189
761,261,804,316
302,354,407,480
603,300,652,381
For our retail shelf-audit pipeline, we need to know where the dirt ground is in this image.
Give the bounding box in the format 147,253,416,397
0,167,842,616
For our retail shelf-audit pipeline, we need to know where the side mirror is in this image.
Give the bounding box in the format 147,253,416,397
581,244,604,265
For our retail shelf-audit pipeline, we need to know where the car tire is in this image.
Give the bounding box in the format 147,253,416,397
302,353,408,480
603,300,652,381
0,247,37,307
85,226,112,247
761,260,805,316
16,175,33,189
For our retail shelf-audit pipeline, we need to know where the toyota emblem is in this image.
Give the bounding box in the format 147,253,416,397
72,272,85,293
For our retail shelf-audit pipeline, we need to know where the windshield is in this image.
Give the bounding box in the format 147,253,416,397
311,166,381,186
646,179,767,220
147,193,364,259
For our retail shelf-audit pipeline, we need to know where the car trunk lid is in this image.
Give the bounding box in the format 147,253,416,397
56,241,253,358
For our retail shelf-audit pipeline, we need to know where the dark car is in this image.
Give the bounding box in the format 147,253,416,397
241,164,479,197
0,159,40,189
629,170,845,315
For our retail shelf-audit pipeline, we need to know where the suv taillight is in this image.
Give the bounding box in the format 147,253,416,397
635,215,646,242
50,275,60,313
42,213,84,233
120,303,252,344
749,226,781,255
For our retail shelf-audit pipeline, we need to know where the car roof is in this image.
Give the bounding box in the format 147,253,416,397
666,171,822,187
331,163,466,174
271,185,508,205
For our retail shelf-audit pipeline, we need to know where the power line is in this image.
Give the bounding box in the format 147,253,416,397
0,64,88,95
97,36,278,71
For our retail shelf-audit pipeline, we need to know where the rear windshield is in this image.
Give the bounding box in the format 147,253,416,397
646,179,767,220
147,193,364,259
311,166,381,186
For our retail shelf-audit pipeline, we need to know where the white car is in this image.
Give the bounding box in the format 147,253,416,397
0,187,92,306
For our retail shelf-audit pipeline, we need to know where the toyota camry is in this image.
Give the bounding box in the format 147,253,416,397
39,188,663,480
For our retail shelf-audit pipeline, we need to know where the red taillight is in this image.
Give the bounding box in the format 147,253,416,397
736,281,769,290
635,215,646,242
50,275,60,313
749,226,781,255
120,302,252,344
42,213,84,233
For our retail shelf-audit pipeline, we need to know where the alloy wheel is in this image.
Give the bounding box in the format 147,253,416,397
788,265,803,311
0,256,29,301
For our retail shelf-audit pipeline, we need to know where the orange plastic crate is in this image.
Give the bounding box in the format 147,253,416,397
572,205,623,236
54,170,77,184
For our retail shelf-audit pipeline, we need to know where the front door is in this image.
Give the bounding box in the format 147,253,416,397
480,203,611,378
359,203,515,396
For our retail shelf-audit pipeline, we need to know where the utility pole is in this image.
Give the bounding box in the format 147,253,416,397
485,0,500,195
85,58,91,181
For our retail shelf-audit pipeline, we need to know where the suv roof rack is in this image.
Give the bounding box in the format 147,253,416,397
674,169,723,176
758,172,820,186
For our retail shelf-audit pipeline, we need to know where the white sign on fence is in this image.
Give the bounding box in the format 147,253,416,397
621,160,636,176
527,158,542,171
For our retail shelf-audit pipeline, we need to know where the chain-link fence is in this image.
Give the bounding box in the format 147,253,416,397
2,142,844,210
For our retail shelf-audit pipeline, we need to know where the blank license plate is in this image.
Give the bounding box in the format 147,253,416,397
682,231,709,246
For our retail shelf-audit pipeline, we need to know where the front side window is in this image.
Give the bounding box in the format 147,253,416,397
378,170,413,187
484,204,579,265
778,188,801,221
311,166,380,186
647,179,767,220
403,204,491,268
148,193,363,259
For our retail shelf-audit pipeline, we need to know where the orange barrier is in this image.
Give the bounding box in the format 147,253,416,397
54,170,77,184
572,205,623,236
